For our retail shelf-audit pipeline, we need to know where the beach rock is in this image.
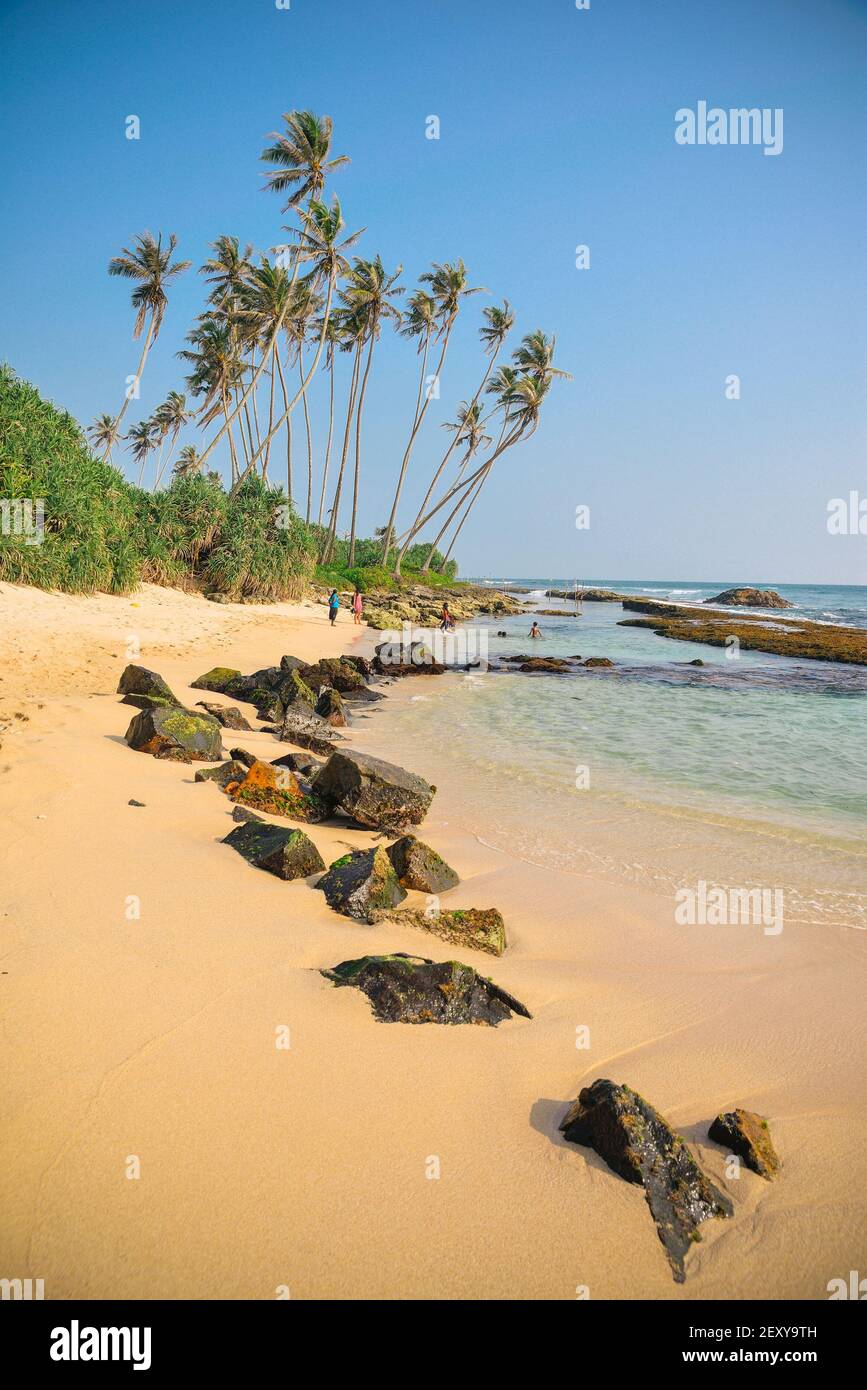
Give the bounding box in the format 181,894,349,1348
271,751,323,777
125,705,224,762
277,706,343,756
559,1079,732,1282
194,758,252,788
315,687,350,727
342,654,372,679
518,657,572,673
128,799,145,808
225,758,326,822
229,747,258,768
277,668,316,709
372,639,446,677
312,748,435,830
322,953,531,1025
231,805,263,824
117,664,179,706
194,702,252,731
153,744,193,763
341,684,386,704
279,655,307,673
222,820,325,880
300,657,366,694
315,846,406,921
385,835,459,893
705,588,792,609
708,1108,780,1180
583,657,615,668
190,667,242,694
371,906,505,956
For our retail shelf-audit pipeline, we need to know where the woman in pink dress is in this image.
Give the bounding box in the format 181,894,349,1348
352,587,363,625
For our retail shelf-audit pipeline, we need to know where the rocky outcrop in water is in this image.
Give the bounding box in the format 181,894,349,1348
315,846,406,921
371,906,506,956
708,1108,780,1179
705,588,792,609
322,953,531,1025
385,835,459,893
125,704,223,762
559,1079,732,1282
223,820,325,880
312,748,435,829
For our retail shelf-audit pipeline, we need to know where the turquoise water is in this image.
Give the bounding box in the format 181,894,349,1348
365,592,867,929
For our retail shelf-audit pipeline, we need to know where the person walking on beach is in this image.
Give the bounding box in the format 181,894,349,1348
328,589,340,627
439,601,454,632
529,621,543,639
352,587,363,626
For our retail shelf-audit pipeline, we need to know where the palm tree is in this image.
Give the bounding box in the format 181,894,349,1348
419,402,492,572
284,282,322,517
236,257,296,485
178,316,246,481
229,196,362,495
320,308,365,564
172,444,202,478
381,262,483,567
261,110,350,208
151,391,191,489
87,413,121,462
392,300,513,577
104,232,191,453
200,235,253,310
315,312,342,526
125,418,158,487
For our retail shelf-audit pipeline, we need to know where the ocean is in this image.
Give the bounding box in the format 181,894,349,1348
363,580,867,931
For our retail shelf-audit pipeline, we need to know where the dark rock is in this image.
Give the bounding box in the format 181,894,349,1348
341,685,386,704
708,1108,780,1180
231,805,264,824
583,657,615,668
229,747,258,767
194,758,251,788
497,630,508,637
315,846,406,921
279,655,307,673
300,657,366,693
385,835,459,893
154,744,193,763
705,587,793,609
372,639,446,677
117,664,178,705
518,657,572,673
342,654,372,679
128,799,145,807
190,667,242,694
278,706,343,756
226,759,326,822
125,705,224,762
315,686,350,727
559,1079,732,1283
120,692,177,711
271,751,323,777
223,820,325,880
312,748,435,830
195,702,252,731
322,953,531,1025
277,668,316,709
371,905,505,956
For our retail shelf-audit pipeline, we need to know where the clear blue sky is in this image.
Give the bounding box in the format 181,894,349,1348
1,0,865,583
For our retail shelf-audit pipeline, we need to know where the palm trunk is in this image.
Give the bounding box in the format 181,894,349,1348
424,461,490,572
348,332,376,566
222,387,239,484
317,348,336,527
320,342,362,564
263,345,277,476
299,350,314,523
105,315,155,457
273,351,291,498
380,323,449,565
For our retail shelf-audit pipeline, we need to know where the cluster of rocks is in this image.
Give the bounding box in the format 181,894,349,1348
560,1080,779,1282
318,581,525,632
499,654,616,673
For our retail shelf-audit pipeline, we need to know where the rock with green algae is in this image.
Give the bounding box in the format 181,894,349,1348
312,748,435,830
190,667,243,694
384,835,459,893
370,906,505,957
225,759,326,823
708,1108,780,1179
125,705,224,762
315,686,350,727
321,953,531,1025
117,664,179,705
194,702,252,731
559,1079,732,1283
300,657,366,693
315,846,406,922
194,758,251,788
222,820,325,880
277,706,344,756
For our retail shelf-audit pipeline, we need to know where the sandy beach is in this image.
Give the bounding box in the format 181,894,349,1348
2,581,865,1300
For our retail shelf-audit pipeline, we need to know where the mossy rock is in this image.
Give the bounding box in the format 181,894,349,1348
117,664,179,705
190,667,243,694
708,1108,780,1180
222,821,325,880
125,704,224,762
226,758,326,823
322,953,531,1025
314,846,406,922
370,905,504,956
385,835,459,893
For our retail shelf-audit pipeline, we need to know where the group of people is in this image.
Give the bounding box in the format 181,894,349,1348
327,587,364,627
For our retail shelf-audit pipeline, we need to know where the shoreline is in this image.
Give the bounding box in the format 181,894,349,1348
2,581,866,1298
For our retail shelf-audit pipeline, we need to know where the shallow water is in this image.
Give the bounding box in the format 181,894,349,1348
363,597,867,931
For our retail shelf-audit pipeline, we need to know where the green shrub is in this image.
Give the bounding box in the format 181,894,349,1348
202,475,315,600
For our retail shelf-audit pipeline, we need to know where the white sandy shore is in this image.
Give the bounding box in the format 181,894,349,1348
1,581,865,1299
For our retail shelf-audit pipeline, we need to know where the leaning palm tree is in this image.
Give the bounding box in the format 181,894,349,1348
104,232,191,454
151,391,191,489
419,402,492,572
87,413,121,462
392,300,513,577
381,262,483,567
284,281,322,516
125,417,159,488
261,110,350,209
178,316,246,481
315,311,342,526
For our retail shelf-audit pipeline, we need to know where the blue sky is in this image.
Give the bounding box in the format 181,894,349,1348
1,0,865,583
